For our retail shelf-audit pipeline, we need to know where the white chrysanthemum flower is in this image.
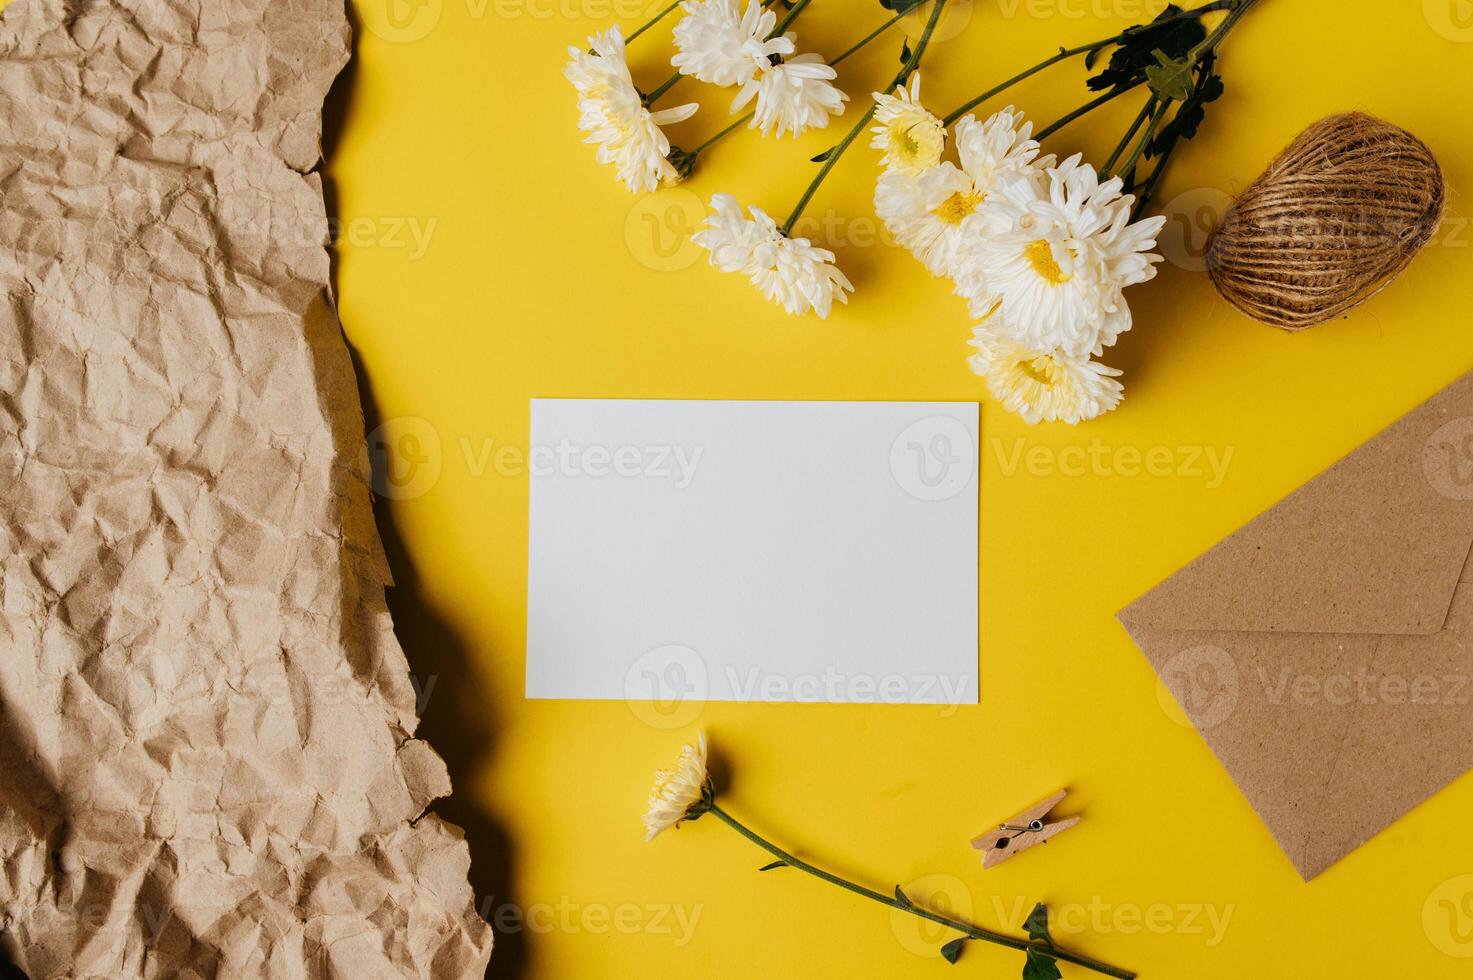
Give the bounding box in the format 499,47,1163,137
565,27,700,193
644,731,713,841
870,73,945,174
969,331,1123,425
692,193,853,317
875,164,989,278
734,52,848,138
875,106,1046,279
952,107,1050,199
959,153,1166,357
672,0,787,87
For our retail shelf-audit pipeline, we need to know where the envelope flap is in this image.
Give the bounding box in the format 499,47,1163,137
1123,371,1473,636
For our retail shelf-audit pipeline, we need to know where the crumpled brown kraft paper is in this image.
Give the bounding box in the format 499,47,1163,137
0,0,493,976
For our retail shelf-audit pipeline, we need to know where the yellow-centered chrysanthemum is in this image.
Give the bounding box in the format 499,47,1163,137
968,331,1123,425
565,27,700,193
643,731,714,841
875,106,1047,279
956,153,1165,357
870,73,945,174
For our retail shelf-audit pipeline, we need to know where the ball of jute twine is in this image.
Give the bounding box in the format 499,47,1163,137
1206,112,1446,331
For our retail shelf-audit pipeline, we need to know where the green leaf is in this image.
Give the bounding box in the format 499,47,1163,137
810,147,836,163
878,0,925,11
1148,61,1224,156
1087,4,1206,92
1145,48,1194,101
940,938,967,964
1022,949,1063,980
1023,903,1053,945
894,885,914,908
897,39,912,65
758,860,786,871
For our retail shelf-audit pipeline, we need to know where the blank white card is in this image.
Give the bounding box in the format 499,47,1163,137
525,400,978,704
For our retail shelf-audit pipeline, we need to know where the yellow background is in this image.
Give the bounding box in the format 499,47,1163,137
330,0,1473,976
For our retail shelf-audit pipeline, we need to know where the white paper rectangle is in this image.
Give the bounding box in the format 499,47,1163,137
525,399,978,704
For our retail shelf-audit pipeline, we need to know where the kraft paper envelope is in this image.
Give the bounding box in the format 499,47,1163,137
1118,370,1473,881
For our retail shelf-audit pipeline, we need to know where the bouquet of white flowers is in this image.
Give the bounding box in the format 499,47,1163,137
565,0,1263,423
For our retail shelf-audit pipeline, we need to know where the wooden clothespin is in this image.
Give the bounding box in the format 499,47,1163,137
971,790,1080,869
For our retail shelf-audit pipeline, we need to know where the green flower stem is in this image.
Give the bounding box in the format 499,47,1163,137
681,8,906,158
643,72,684,107
708,804,1136,980
1190,0,1260,59
779,0,949,236
1128,128,1181,220
940,38,1110,127
1100,95,1156,176
691,112,754,155
625,0,683,44
778,103,877,235
769,0,815,37
1106,0,1260,188
1111,96,1169,182
829,8,908,65
937,0,1240,126
1032,76,1144,143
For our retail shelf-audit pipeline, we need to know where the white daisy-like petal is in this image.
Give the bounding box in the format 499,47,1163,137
961,153,1164,357
734,50,848,138
691,192,780,272
870,73,945,174
643,731,712,841
968,331,1123,425
876,106,1046,281
875,163,988,278
952,105,1051,194
565,27,700,193
672,0,787,87
692,193,853,318
755,233,853,317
